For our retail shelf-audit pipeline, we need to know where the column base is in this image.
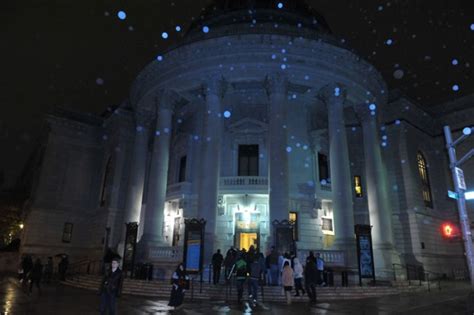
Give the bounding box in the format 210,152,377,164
373,242,400,280
136,235,168,262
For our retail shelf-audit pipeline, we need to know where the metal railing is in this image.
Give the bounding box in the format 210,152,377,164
392,263,442,291
68,259,102,280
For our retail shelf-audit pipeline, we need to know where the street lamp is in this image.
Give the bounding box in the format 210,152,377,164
444,125,474,290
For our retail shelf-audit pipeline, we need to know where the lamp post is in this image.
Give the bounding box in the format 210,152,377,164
444,125,474,290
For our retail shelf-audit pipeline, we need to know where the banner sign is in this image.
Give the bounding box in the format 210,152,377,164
354,224,376,285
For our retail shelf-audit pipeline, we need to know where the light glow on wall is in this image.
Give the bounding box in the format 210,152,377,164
465,191,474,200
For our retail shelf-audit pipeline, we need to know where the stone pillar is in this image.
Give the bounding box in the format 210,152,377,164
123,112,151,224
198,77,227,263
354,102,397,278
319,83,356,268
265,73,290,250
119,111,151,253
141,90,179,248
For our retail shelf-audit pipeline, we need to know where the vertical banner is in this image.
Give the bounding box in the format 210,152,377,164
123,222,138,277
354,224,376,285
183,219,206,274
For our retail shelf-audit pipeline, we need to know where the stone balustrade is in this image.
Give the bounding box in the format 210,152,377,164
297,249,346,268
220,176,268,186
148,246,183,261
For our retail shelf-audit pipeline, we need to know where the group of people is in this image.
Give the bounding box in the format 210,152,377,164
214,246,325,305
17,248,325,313
18,255,67,295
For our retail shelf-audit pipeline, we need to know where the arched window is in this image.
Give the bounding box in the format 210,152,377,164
100,156,113,207
417,152,433,208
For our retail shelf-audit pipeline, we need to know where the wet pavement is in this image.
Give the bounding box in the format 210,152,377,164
1,275,472,314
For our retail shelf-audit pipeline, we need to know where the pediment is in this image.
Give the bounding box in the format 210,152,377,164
228,117,268,134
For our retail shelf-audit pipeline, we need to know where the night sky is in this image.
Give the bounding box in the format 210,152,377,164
1,0,473,188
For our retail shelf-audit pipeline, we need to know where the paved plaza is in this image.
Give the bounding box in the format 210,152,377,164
1,275,473,314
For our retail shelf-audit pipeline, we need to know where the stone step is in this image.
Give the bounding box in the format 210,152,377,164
64,276,426,302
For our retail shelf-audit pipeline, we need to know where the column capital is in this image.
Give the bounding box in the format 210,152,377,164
264,72,288,97
353,102,379,123
317,82,348,104
155,89,181,112
134,110,154,131
202,75,228,99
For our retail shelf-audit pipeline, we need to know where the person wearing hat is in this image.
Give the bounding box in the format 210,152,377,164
99,256,123,315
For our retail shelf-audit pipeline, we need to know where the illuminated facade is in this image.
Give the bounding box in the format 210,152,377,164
21,0,474,279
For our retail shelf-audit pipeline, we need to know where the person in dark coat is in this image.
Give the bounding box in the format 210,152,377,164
304,256,318,303
44,257,53,284
234,254,248,303
212,249,224,285
99,257,123,315
224,247,236,282
168,263,189,309
21,255,33,281
247,252,265,305
267,246,280,286
29,258,43,295
58,256,69,281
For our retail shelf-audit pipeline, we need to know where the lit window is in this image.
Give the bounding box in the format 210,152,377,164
417,152,433,208
289,211,298,241
354,175,363,198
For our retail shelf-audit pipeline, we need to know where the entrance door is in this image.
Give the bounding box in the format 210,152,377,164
238,232,258,251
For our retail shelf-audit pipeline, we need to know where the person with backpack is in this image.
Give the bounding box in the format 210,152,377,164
234,254,248,303
248,252,265,305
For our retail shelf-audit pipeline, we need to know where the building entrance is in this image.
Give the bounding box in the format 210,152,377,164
234,212,260,251
237,232,258,251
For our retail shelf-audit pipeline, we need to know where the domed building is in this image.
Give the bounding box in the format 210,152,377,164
21,0,472,280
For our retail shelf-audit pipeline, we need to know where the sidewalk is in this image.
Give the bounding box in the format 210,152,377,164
1,275,472,314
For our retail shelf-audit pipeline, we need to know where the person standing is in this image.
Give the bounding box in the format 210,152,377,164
248,253,265,305
304,256,318,304
293,258,305,296
281,261,294,305
212,249,224,285
99,257,123,315
44,257,53,284
168,263,189,310
58,256,69,281
316,253,325,286
234,254,248,303
224,247,236,282
268,246,279,286
29,258,43,295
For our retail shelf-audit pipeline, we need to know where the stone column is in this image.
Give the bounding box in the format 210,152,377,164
319,83,356,268
265,73,290,249
123,111,151,224
119,111,151,254
141,90,179,247
354,102,397,277
198,77,227,263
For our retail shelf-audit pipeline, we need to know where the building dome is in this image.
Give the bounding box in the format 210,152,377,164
186,0,332,39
